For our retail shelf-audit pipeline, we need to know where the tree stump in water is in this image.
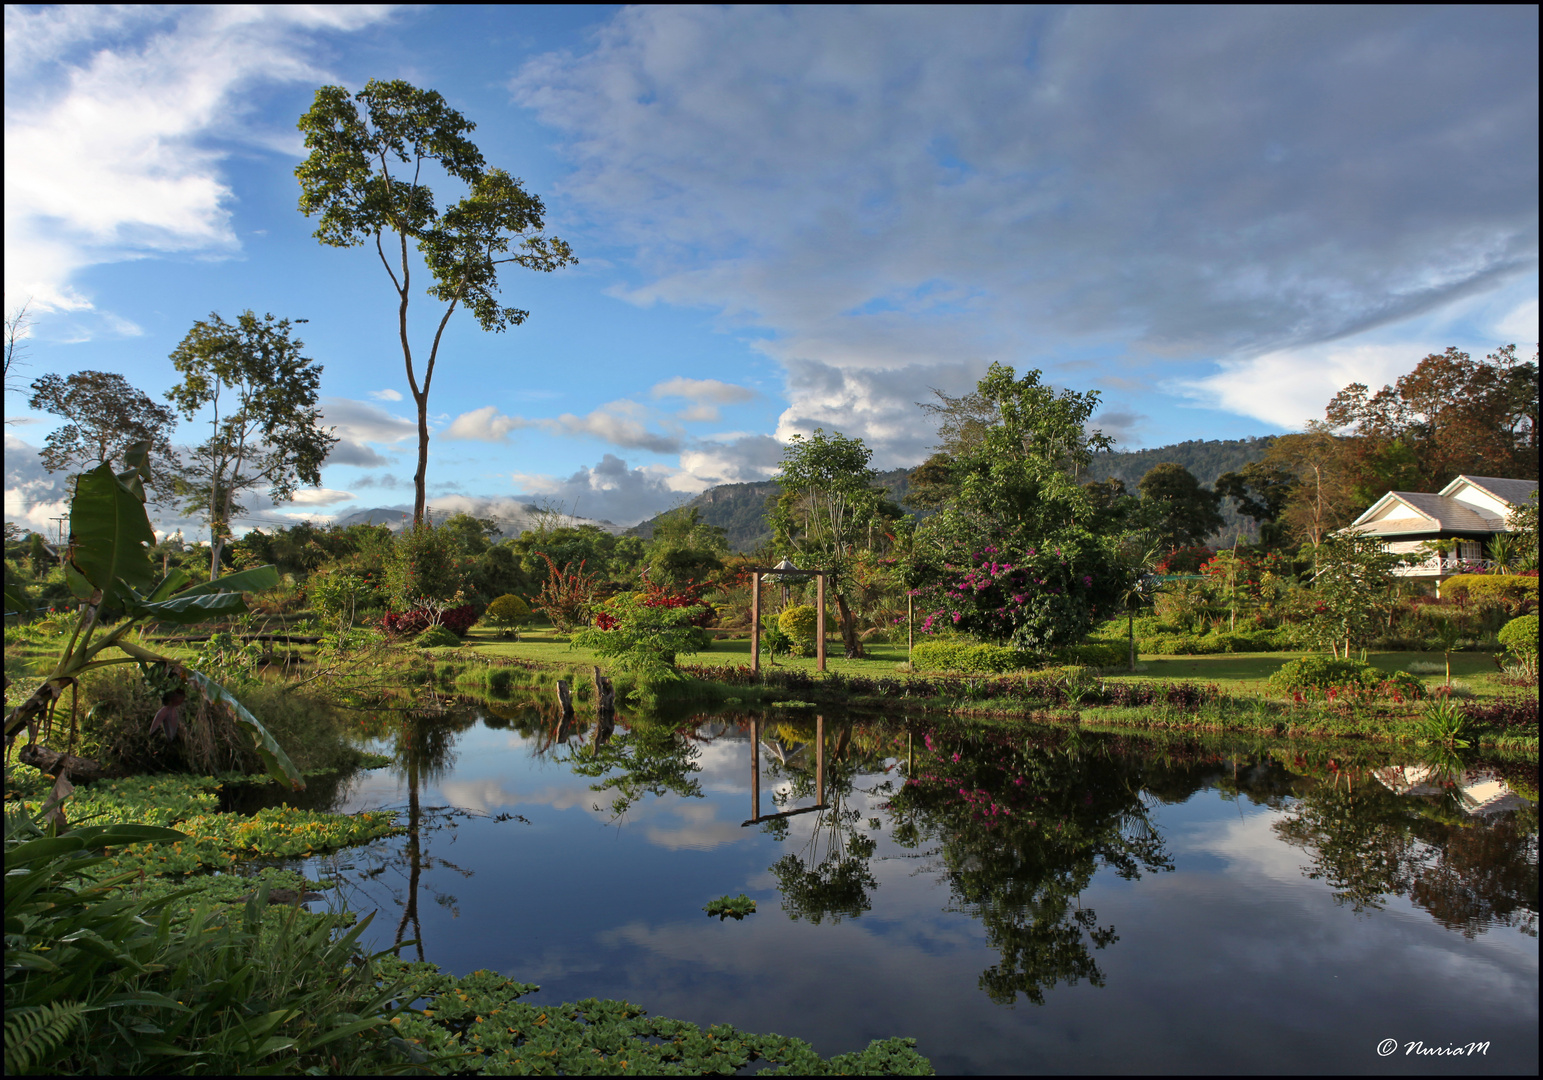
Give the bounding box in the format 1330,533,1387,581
555,679,575,721
592,667,616,718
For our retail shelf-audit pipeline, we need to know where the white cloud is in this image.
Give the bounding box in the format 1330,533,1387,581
445,405,527,442
320,397,415,467
650,377,758,405
1495,297,1539,343
3,5,397,319
1176,342,1460,431
445,402,682,454
281,487,355,507
368,388,404,402
513,6,1537,446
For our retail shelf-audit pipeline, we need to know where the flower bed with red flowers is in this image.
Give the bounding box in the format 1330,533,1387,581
381,603,478,638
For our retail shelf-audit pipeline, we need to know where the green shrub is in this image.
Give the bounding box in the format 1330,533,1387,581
415,624,462,648
1061,641,1128,667
1497,613,1538,664
1267,655,1379,695
762,623,794,657
912,639,1028,674
778,604,821,656
482,593,532,638
1442,573,1538,604
1377,670,1427,701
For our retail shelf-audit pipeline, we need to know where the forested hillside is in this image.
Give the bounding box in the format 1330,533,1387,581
632,441,1273,552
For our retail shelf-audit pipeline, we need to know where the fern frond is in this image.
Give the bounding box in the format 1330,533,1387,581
4,1000,88,1074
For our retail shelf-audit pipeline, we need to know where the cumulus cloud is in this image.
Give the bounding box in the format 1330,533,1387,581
4,435,70,536
321,397,415,468
650,377,757,404
3,5,397,318
513,6,1537,445
368,388,403,402
282,487,355,507
445,401,681,454
505,453,687,526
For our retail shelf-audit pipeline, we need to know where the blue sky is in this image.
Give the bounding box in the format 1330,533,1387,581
5,5,1538,535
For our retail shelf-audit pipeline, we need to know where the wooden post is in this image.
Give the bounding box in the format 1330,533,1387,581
555,679,574,721
816,573,826,672
750,570,761,674
750,715,760,822
815,714,825,806
907,593,914,663
592,666,615,719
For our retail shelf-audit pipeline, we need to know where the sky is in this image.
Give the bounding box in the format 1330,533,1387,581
4,4,1538,539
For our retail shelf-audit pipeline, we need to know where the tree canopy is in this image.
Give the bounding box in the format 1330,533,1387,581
167,311,337,580
28,370,177,484
296,79,576,525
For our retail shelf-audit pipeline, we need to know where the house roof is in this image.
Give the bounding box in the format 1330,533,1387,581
1348,490,1503,535
1440,475,1540,507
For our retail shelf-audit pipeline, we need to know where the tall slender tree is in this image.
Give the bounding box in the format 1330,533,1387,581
167,311,337,580
296,80,576,524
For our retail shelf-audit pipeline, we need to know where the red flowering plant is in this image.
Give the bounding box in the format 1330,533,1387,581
913,541,1106,653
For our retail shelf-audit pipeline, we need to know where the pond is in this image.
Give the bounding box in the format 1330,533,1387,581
277,699,1537,1075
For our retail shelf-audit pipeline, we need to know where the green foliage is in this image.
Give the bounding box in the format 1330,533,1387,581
911,640,1030,674
1138,462,1224,549
27,370,177,484
761,623,794,657
377,960,932,1075
1497,613,1538,678
482,594,531,637
416,624,462,649
704,893,757,920
1442,573,1538,604
572,592,705,686
1419,698,1472,749
778,604,820,655
385,524,466,611
1308,530,1409,654
1060,641,1129,667
1267,655,1379,695
166,311,336,578
4,809,414,1075
3,443,301,791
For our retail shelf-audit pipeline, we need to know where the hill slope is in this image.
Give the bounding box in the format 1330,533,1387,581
631,439,1275,551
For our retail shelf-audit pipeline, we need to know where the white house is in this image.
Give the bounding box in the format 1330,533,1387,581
1343,474,1538,589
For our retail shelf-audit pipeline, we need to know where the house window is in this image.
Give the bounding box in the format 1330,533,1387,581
1458,541,1482,561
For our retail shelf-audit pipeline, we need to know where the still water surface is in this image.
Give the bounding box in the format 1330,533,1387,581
283,704,1536,1074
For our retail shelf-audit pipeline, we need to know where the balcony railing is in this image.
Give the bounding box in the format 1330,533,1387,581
1394,554,1496,576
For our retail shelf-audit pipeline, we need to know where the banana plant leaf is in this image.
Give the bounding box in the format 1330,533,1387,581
175,565,281,598
182,669,304,790
4,580,29,615
125,591,253,624
67,460,157,608
147,568,192,603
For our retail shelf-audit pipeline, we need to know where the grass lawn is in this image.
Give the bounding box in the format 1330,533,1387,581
453,629,1516,701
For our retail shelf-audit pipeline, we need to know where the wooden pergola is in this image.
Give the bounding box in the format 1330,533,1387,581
747,561,826,673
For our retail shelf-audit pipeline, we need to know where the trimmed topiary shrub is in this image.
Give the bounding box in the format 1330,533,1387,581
911,640,1029,674
1443,574,1538,604
483,594,532,638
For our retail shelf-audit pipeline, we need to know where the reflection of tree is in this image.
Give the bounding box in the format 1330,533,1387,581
761,720,888,925
564,720,704,819
1275,772,1538,937
889,729,1173,1006
344,708,478,960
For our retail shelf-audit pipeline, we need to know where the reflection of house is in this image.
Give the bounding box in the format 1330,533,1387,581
1371,766,1529,818
1344,475,1538,591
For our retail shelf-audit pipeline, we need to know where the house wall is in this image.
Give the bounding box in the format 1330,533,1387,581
1445,481,1511,519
